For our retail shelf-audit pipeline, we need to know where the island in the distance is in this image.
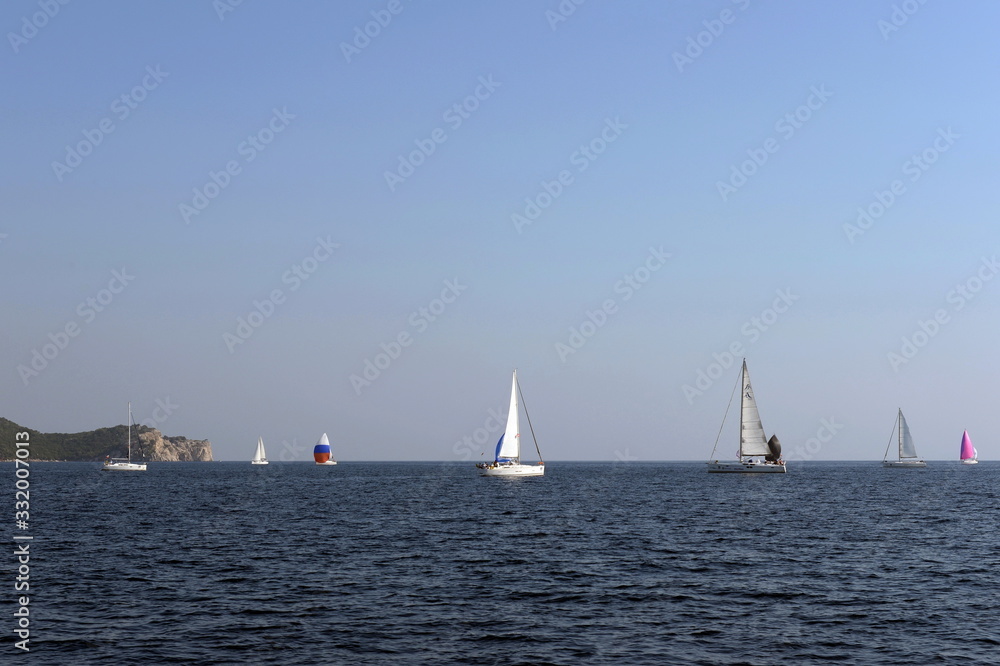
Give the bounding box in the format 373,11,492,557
0,417,213,462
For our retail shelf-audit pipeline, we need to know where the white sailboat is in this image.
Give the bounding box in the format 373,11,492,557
251,436,269,465
101,402,147,471
882,409,926,467
476,369,545,477
707,360,786,473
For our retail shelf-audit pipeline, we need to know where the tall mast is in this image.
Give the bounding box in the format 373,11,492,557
738,360,746,459
127,402,132,461
897,409,903,460
511,369,519,460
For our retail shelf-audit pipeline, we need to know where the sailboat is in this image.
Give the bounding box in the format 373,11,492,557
960,430,979,465
476,369,545,477
707,360,785,473
882,409,926,467
251,436,269,465
314,433,337,465
101,402,147,471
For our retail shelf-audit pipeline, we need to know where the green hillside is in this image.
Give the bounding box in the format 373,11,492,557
0,417,150,461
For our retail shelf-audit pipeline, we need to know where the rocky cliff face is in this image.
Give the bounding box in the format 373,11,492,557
138,429,213,461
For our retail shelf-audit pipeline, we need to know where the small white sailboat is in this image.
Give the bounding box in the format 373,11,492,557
960,430,978,465
882,408,926,467
313,433,337,465
476,369,545,477
101,402,147,471
251,436,269,465
707,359,786,473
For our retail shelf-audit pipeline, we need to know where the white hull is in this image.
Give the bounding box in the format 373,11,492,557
315,461,337,465
478,462,544,477
102,461,147,471
882,460,926,467
251,460,269,465
707,460,785,473
962,459,979,465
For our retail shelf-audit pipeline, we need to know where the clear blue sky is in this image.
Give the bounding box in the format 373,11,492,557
3,1,999,461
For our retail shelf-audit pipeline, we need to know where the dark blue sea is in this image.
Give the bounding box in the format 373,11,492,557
6,461,1000,664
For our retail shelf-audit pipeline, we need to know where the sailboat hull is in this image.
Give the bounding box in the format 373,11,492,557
251,460,269,465
707,461,785,473
478,462,544,477
961,459,979,465
101,461,147,471
315,461,337,465
882,460,926,467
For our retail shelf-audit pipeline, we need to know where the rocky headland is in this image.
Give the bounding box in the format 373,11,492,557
0,416,213,461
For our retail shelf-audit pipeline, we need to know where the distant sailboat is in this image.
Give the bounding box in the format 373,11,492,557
960,430,978,465
101,402,147,471
707,360,785,473
314,433,337,465
882,409,926,467
475,369,545,477
251,436,268,465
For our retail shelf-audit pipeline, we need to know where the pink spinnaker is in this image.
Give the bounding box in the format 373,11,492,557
959,430,976,461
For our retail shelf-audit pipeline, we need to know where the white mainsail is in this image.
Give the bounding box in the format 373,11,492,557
496,370,520,460
898,411,917,459
253,437,267,463
739,362,770,457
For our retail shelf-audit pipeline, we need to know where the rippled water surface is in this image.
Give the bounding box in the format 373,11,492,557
11,461,1000,664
